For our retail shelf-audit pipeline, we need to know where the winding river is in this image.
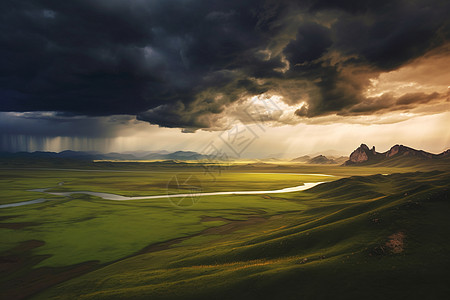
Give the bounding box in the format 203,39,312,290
0,198,48,208
28,181,325,201
1,173,335,208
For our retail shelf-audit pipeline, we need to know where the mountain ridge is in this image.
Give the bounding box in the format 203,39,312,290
0,150,212,161
307,155,336,164
344,144,450,166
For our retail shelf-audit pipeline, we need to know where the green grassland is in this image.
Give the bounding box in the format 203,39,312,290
0,168,333,205
1,162,449,299
33,170,450,300
0,160,431,206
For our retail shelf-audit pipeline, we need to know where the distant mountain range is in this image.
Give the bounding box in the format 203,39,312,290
290,144,450,166
1,149,350,163
291,155,348,164
291,155,311,162
343,144,450,166
2,145,448,166
0,150,213,161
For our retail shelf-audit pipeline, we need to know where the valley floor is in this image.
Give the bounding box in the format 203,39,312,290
0,163,449,299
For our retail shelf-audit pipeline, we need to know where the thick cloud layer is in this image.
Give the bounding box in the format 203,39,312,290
0,0,449,130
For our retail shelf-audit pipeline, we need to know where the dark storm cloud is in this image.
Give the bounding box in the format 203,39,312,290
0,0,449,130
339,92,443,115
284,22,332,66
0,112,132,138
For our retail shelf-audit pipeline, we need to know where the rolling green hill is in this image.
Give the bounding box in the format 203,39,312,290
32,171,450,300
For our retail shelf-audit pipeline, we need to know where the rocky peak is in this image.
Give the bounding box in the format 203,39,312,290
348,144,374,164
343,143,449,166
386,144,434,159
360,144,369,151
386,144,401,157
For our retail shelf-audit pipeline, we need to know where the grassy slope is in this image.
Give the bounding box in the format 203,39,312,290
34,171,450,300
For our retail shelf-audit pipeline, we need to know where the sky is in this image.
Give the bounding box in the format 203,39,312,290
0,0,449,157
